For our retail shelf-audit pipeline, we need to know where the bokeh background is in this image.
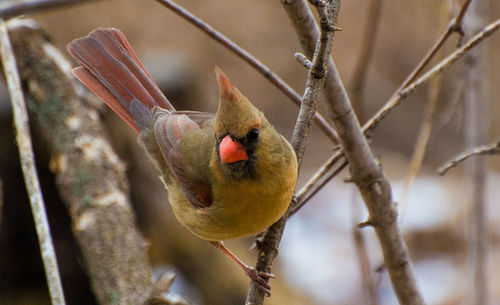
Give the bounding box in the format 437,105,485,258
0,0,499,304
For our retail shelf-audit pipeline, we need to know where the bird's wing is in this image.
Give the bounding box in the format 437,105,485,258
154,113,213,210
174,111,216,126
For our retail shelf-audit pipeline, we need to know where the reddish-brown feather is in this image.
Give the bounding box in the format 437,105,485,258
67,28,174,132
88,29,173,111
73,66,139,131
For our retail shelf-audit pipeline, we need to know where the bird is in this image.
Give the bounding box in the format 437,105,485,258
67,28,298,295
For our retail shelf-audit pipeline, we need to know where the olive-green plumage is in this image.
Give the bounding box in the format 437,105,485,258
67,28,297,291
141,68,298,241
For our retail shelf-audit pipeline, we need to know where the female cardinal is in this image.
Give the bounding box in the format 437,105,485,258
67,28,298,295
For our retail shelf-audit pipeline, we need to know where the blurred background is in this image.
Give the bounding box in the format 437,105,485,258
0,0,499,304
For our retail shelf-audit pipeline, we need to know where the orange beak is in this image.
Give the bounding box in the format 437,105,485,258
219,135,248,164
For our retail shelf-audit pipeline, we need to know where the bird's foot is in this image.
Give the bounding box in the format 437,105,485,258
244,265,275,297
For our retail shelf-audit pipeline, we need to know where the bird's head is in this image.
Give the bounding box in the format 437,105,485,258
213,67,269,180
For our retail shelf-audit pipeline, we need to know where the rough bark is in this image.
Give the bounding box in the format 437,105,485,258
5,19,151,305
281,1,425,304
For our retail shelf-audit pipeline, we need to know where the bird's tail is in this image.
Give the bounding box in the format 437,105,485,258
67,28,174,132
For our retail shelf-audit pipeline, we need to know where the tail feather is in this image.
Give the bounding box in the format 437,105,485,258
67,28,174,132
73,66,139,131
88,29,172,110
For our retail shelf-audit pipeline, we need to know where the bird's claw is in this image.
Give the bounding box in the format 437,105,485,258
245,266,275,297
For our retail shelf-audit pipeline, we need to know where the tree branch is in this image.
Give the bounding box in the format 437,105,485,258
155,0,339,144
296,17,500,215
438,141,500,175
0,18,66,305
290,0,340,166
320,21,426,305
0,0,97,18
399,0,453,222
245,1,341,304
5,19,152,305
289,0,476,213
280,0,352,137
364,18,500,136
290,154,346,216
363,0,472,135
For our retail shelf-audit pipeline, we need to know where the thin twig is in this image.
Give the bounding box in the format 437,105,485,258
438,141,500,175
399,71,441,220
0,18,66,305
0,0,96,18
363,18,500,137
400,1,451,221
349,0,383,122
383,0,470,107
294,52,313,69
288,0,478,216
363,0,472,136
290,154,346,216
245,1,341,304
289,17,500,217
155,0,339,144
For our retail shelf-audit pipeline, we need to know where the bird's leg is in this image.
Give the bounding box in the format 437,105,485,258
209,241,275,296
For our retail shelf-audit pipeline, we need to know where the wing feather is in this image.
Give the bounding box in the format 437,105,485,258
154,114,212,209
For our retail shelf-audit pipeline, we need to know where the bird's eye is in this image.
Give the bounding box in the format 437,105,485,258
247,128,259,141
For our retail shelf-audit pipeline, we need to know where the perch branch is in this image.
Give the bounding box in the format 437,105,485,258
245,1,341,304
280,0,351,138
155,0,339,144
290,0,339,167
6,19,153,305
0,19,66,305
0,0,97,18
438,141,500,175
